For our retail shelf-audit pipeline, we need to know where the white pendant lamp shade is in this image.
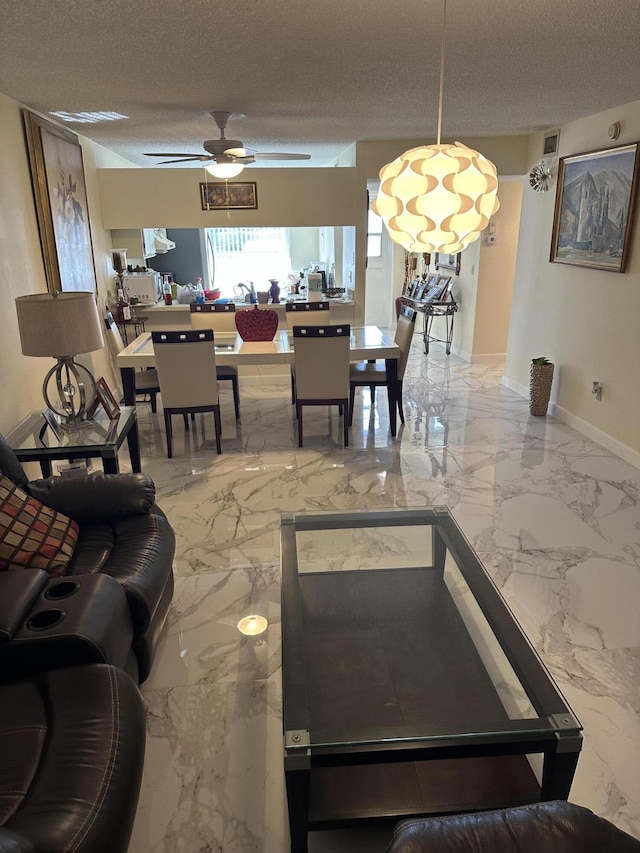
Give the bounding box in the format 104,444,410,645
204,162,245,179
373,141,500,254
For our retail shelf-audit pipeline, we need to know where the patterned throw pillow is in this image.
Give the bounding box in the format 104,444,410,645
0,475,79,577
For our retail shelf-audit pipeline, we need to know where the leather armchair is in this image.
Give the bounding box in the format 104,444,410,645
0,664,145,853
386,801,640,852
0,433,174,682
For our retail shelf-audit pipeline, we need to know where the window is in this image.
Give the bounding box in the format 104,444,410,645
205,227,291,297
367,207,383,259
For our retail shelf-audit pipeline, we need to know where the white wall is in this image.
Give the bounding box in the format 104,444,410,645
0,93,134,435
505,99,640,462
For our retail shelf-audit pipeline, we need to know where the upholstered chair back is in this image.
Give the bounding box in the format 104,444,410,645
292,325,350,399
190,302,237,334
151,330,219,409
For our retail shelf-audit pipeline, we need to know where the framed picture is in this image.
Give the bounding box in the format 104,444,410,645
94,377,121,420
543,130,560,156
22,110,97,294
434,252,461,275
550,142,640,272
425,273,440,288
200,181,258,211
414,283,426,301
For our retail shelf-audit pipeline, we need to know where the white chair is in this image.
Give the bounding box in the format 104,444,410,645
292,324,351,447
190,303,240,419
285,300,330,328
349,305,417,426
151,329,221,457
286,302,331,403
103,312,160,412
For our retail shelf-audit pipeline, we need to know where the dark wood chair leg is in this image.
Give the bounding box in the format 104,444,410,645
214,405,222,454
164,412,173,458
349,383,356,425
183,413,189,431
397,380,405,424
150,391,157,413
343,400,349,446
296,402,303,446
370,385,376,404
231,375,240,419
290,369,296,405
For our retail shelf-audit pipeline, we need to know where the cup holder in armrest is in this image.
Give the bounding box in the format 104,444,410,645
44,580,81,601
26,609,66,632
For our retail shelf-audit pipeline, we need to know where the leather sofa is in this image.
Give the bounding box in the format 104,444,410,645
386,801,640,852
0,432,175,683
0,663,146,853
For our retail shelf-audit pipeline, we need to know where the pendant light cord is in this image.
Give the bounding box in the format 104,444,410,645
436,0,447,146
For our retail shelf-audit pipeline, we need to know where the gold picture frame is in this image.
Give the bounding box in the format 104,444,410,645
200,181,258,210
550,142,640,273
22,109,97,294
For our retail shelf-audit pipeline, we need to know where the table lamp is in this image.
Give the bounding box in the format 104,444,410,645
15,292,105,430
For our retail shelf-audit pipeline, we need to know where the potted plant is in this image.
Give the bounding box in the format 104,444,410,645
530,357,554,416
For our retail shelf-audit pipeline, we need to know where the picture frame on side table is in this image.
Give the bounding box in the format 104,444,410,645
200,181,258,211
22,109,97,294
550,142,640,272
94,377,121,420
434,252,461,275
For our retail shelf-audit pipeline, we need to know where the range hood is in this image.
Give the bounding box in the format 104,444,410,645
153,228,175,254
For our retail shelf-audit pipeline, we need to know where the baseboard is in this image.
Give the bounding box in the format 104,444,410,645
551,404,640,470
470,352,506,364
501,375,640,471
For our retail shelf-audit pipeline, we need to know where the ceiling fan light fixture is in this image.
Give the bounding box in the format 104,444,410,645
204,162,245,179
374,0,499,253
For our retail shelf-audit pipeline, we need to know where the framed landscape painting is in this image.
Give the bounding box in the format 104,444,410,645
550,142,640,272
22,110,97,294
200,181,258,210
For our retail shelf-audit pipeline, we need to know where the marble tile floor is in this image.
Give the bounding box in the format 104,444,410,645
126,336,640,852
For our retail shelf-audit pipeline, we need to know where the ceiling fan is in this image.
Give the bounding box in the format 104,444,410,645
144,110,311,176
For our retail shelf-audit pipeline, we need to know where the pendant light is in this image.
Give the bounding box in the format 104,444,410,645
205,161,245,179
373,0,500,254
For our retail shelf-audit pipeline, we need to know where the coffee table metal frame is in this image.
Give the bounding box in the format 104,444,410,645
281,507,582,853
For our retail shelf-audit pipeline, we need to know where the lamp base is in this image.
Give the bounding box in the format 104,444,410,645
42,357,98,429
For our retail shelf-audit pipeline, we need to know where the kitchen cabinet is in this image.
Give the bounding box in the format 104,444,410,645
111,228,157,262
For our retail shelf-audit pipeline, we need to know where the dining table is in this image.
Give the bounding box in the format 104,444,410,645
116,326,403,436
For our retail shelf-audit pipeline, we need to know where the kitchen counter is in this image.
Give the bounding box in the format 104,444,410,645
135,297,354,332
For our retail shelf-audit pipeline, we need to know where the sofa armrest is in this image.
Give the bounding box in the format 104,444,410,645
28,472,155,523
0,570,48,644
0,828,34,853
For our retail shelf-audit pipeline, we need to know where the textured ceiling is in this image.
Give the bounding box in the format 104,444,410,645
1,0,640,169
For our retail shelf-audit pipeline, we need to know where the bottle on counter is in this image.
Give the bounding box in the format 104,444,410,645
163,279,173,305
195,277,205,304
116,286,131,321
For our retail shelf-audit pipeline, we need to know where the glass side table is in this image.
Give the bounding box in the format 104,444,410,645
5,406,141,477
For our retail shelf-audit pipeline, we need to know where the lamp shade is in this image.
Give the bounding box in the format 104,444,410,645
15,292,104,358
373,141,500,253
204,162,245,179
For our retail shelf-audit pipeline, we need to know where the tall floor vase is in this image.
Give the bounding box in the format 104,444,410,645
529,362,554,416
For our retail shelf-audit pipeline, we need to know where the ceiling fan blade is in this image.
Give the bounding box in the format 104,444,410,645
144,152,209,158
156,156,213,165
223,146,256,158
252,152,311,161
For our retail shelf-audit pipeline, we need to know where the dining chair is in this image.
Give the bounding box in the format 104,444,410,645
349,304,417,426
190,303,240,419
103,312,160,412
286,301,331,403
292,324,351,447
151,330,222,458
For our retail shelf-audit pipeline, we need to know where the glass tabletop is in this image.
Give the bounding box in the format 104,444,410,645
281,507,581,753
6,407,136,453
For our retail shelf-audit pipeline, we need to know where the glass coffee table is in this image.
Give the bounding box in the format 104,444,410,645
280,507,582,853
